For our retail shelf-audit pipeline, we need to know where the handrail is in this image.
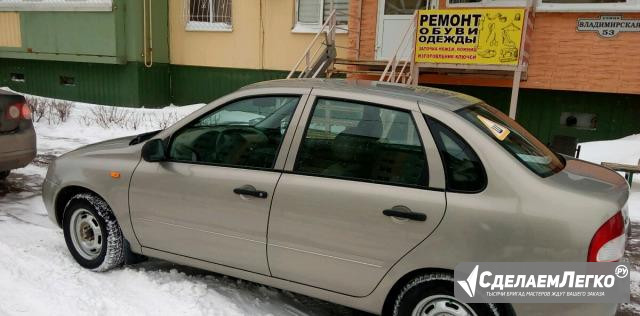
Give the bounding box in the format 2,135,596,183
287,9,337,79
298,37,328,78
379,12,417,83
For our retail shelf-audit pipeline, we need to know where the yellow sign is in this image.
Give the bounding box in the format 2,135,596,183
415,9,525,65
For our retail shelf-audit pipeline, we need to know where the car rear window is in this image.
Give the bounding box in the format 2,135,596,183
457,103,565,178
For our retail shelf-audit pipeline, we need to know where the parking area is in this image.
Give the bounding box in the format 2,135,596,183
0,97,638,316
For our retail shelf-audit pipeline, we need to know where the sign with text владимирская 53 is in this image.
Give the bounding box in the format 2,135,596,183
415,9,525,65
577,16,640,38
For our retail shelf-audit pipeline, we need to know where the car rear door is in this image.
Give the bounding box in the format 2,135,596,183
267,91,447,297
129,89,309,275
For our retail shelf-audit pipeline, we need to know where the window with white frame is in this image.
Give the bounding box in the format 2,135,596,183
447,0,640,11
0,0,112,11
295,0,349,33
538,0,640,11
186,0,232,31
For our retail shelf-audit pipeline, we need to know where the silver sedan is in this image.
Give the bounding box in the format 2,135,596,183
43,79,629,316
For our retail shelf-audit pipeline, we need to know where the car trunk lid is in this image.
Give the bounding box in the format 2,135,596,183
548,157,630,225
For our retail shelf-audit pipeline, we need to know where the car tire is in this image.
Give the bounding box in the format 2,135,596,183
0,170,9,180
389,273,505,316
63,193,125,272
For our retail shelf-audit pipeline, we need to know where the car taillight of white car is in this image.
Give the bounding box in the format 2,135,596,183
587,207,627,262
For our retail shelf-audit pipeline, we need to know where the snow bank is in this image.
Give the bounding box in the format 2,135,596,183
580,134,640,221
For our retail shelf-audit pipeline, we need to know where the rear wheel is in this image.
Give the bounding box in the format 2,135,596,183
63,193,125,271
0,170,9,180
389,273,503,316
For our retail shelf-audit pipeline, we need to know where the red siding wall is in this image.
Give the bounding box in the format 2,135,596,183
525,12,640,94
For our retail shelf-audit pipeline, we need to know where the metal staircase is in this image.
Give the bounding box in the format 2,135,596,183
288,3,397,81
287,8,339,79
287,7,341,79
379,12,418,84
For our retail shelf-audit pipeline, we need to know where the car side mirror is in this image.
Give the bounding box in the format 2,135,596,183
141,139,167,162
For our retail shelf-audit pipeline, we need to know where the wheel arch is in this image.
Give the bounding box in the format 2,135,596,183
381,267,453,315
381,267,516,316
54,185,106,227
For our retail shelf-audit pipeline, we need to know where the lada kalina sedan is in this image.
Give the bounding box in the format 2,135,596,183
43,79,629,316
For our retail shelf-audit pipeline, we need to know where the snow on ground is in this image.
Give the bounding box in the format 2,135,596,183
0,91,354,316
0,88,638,315
34,101,203,156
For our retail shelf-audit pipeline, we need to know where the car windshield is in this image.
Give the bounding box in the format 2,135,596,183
457,103,565,178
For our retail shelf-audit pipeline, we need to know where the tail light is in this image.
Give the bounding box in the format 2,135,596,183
20,102,32,120
5,102,31,121
587,211,626,262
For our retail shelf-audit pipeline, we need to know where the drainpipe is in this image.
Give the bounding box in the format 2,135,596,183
143,0,153,68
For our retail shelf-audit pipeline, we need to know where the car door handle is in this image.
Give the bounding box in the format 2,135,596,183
383,209,427,222
233,186,268,199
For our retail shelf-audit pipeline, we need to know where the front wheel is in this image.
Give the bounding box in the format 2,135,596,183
389,273,505,316
63,193,125,271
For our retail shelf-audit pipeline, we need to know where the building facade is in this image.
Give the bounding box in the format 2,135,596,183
0,0,350,106
0,0,170,107
168,0,350,105
0,0,638,143
348,0,640,143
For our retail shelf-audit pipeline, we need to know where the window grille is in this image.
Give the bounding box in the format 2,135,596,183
184,0,232,31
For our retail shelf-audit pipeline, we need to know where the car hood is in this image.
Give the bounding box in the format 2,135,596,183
549,157,629,210
62,134,140,158
47,133,148,186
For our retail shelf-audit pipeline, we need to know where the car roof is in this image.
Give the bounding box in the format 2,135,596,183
241,79,482,111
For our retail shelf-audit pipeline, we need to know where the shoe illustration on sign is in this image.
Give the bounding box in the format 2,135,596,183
477,12,522,63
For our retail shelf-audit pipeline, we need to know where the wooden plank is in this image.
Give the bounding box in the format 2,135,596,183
332,69,403,76
333,58,387,66
601,162,640,173
508,68,522,119
415,63,518,72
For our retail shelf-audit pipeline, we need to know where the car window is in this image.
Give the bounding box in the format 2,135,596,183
169,95,300,169
426,117,486,193
295,98,428,187
457,103,565,178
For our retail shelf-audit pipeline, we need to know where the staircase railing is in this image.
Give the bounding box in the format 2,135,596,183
287,9,338,79
379,12,418,85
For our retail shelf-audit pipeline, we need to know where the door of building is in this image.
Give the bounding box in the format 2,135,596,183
375,0,436,60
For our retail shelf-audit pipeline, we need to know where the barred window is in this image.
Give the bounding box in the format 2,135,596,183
187,0,232,31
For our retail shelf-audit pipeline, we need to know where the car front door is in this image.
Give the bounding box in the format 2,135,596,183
267,92,447,296
129,92,308,275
